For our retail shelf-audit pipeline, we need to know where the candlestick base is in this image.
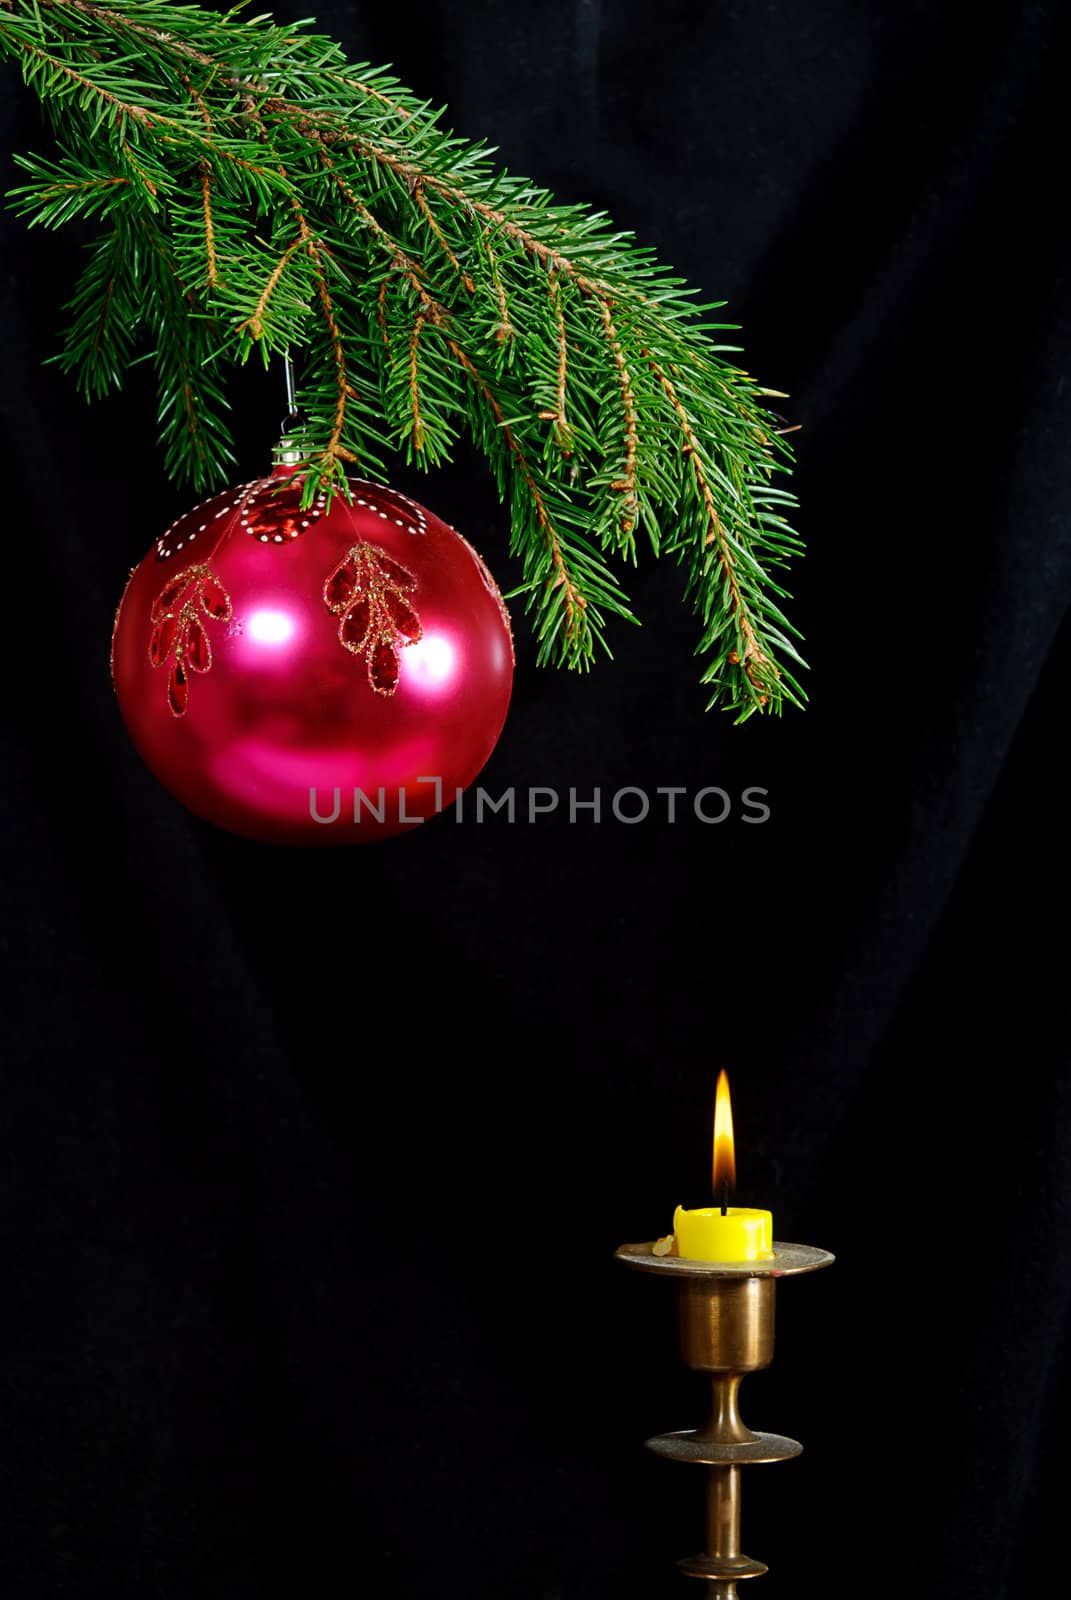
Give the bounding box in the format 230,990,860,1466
615,1239,832,1596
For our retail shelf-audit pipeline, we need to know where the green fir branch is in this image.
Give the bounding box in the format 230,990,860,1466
0,0,806,717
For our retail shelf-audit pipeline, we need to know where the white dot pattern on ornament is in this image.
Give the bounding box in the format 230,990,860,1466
239,478,328,542
156,477,428,560
350,478,427,536
155,482,258,560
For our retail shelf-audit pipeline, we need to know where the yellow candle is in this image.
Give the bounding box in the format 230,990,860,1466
671,1068,775,1262
673,1203,773,1262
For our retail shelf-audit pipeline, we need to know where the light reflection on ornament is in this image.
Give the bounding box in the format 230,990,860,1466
247,608,296,645
403,632,456,688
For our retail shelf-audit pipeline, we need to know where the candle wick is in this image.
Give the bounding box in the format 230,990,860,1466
720,1180,729,1217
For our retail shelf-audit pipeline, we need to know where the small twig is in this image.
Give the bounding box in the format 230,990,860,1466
319,148,416,271
595,294,639,541
237,236,304,338
448,334,585,643
32,173,130,195
537,270,573,455
118,137,157,195
328,71,411,118
57,1,415,121
314,259,355,461
408,310,427,452
377,277,390,348
181,72,219,288
648,356,774,703
291,209,354,462
9,27,275,184
243,114,356,466
137,219,213,469
6,32,152,120
483,229,514,343
413,178,475,293
198,160,217,286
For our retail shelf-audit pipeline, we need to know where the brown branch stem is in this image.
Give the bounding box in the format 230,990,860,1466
447,336,584,642
407,312,427,452
482,230,514,343
182,71,219,288
596,295,639,540
237,236,304,338
648,357,774,701
48,1,413,117
538,270,573,454
413,179,475,293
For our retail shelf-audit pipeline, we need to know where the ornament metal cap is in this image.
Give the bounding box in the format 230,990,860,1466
272,432,307,467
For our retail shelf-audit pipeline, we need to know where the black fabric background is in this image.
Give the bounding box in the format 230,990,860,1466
1,2,1069,1595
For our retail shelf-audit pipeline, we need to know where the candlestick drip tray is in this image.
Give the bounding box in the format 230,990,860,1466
615,1241,834,1277
646,1430,802,1465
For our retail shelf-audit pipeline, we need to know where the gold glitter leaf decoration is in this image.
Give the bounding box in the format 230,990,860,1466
323,544,422,697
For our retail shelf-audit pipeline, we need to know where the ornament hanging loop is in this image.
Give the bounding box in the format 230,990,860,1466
282,349,301,431
275,348,306,467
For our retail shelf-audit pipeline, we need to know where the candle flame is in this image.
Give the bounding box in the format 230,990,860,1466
712,1069,736,1196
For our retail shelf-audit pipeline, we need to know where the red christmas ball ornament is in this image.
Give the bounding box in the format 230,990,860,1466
111,465,514,844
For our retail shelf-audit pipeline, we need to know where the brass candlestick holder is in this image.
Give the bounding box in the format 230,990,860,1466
615,1240,833,1598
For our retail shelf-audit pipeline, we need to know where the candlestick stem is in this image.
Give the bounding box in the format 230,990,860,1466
695,1377,759,1597
707,1460,742,1556
703,1375,754,1446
